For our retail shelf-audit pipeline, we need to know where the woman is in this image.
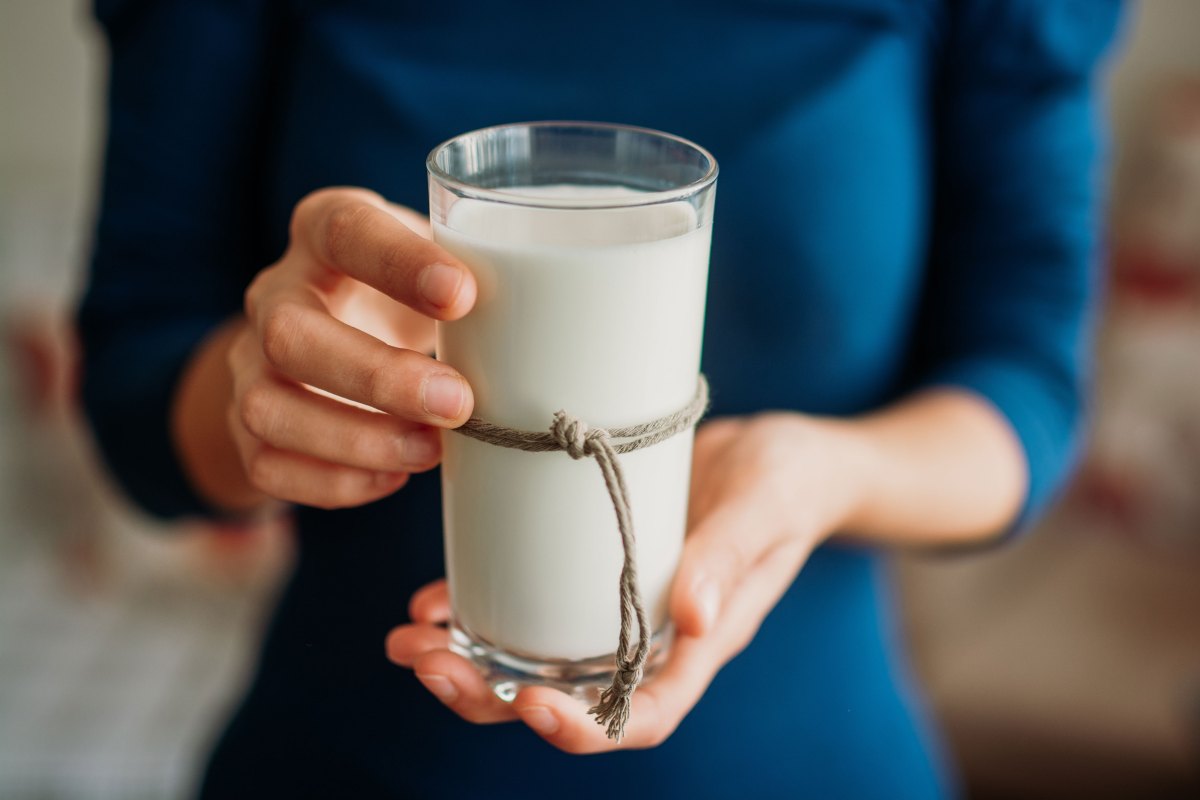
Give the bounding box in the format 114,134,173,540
79,0,1122,796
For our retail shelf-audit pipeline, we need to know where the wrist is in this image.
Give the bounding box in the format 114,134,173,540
820,418,883,538
807,416,878,540
171,318,268,513
806,389,1027,546
750,412,876,546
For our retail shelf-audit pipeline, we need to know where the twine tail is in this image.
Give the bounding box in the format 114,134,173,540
582,435,651,742
588,668,637,742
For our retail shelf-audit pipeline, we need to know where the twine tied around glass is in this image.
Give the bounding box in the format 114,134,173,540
455,375,710,741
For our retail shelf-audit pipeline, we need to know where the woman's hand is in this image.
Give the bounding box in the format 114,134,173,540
385,413,867,753
200,187,477,510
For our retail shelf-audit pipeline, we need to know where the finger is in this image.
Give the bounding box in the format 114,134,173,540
254,292,473,427
511,633,715,754
334,280,436,354
385,623,450,667
236,370,442,472
670,498,779,638
230,407,409,509
408,579,450,624
410,649,519,724
708,536,813,663
292,188,476,320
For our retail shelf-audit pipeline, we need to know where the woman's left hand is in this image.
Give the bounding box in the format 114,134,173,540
385,413,864,753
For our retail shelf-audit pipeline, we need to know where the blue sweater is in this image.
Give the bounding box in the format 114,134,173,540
80,1,1121,797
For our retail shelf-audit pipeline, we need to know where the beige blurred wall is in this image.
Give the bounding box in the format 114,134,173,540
1108,0,1200,145
0,0,103,308
0,1,100,173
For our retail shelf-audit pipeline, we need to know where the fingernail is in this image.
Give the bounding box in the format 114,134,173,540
416,673,458,703
520,705,559,735
419,263,463,309
403,429,440,465
422,374,465,420
694,578,720,632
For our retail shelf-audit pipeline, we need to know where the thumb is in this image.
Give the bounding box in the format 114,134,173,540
669,498,776,638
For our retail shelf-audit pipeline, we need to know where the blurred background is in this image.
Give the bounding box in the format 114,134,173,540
0,1,1197,797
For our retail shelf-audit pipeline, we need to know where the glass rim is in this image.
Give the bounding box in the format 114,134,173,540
426,120,719,210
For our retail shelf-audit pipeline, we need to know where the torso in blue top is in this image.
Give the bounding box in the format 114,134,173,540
79,1,1122,797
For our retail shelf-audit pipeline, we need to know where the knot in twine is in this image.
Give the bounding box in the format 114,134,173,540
457,375,709,741
549,413,608,460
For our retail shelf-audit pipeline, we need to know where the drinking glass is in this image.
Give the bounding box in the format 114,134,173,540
428,121,717,700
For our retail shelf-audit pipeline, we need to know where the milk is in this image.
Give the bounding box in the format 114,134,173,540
434,186,711,661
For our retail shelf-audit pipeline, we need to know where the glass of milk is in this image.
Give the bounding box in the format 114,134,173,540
427,122,717,701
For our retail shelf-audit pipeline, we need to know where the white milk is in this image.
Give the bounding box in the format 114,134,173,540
434,185,711,661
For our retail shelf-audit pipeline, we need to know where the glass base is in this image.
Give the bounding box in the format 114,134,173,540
450,620,673,704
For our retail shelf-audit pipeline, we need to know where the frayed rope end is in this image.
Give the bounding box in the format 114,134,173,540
588,662,643,742
588,685,634,743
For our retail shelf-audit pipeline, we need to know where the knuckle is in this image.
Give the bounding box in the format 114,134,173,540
557,739,591,756
238,381,275,439
376,240,419,298
322,199,374,266
291,188,339,241
459,707,493,725
245,448,274,492
344,426,386,466
323,470,370,510
259,302,304,369
362,358,403,412
294,187,384,250
242,265,281,322
407,594,426,622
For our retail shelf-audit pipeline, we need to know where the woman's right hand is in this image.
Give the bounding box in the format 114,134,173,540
223,187,477,510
